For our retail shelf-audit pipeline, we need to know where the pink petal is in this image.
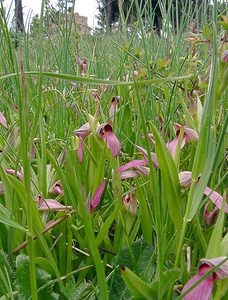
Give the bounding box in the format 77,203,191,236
120,170,138,179
173,123,198,142
116,159,148,173
98,124,121,157
182,264,213,300
221,50,228,63
49,180,64,195
167,135,179,157
204,187,228,213
123,192,137,215
201,257,228,279
184,127,199,142
204,203,219,226
109,96,120,118
75,123,91,139
0,112,7,128
90,179,106,211
179,171,193,188
135,166,150,176
0,181,4,195
5,169,23,180
104,132,121,157
135,145,159,168
77,138,85,162
147,133,155,145
36,196,71,211
174,123,182,131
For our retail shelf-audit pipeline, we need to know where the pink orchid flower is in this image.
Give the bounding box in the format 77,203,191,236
35,195,72,211
203,202,219,226
89,179,107,211
49,180,64,195
0,111,7,128
5,168,23,180
80,58,87,75
167,123,198,157
97,123,121,157
109,96,120,119
115,145,158,179
75,122,91,162
123,192,137,215
179,171,228,214
182,257,228,300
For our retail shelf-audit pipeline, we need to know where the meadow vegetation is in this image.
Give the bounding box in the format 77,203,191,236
0,0,227,299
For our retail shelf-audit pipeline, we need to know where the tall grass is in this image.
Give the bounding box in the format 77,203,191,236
0,0,227,299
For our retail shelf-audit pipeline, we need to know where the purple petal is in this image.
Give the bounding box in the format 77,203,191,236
120,170,138,179
0,112,7,128
204,187,228,213
200,257,228,279
179,171,192,188
36,196,71,211
182,264,213,300
116,159,148,173
75,122,91,139
90,179,107,211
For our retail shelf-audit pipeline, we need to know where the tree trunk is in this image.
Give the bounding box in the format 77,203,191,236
105,0,112,30
15,0,25,32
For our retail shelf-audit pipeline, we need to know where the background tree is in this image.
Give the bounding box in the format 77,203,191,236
15,0,25,32
96,0,212,34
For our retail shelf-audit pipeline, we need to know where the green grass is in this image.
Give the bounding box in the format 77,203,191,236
0,0,227,299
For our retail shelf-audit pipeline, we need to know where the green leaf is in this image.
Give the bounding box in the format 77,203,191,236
150,123,182,231
0,204,27,232
0,71,193,87
16,254,59,300
61,278,93,300
109,240,155,300
206,204,225,258
120,266,156,300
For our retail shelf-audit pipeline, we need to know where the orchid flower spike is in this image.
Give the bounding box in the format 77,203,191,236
182,257,228,300
97,123,121,157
